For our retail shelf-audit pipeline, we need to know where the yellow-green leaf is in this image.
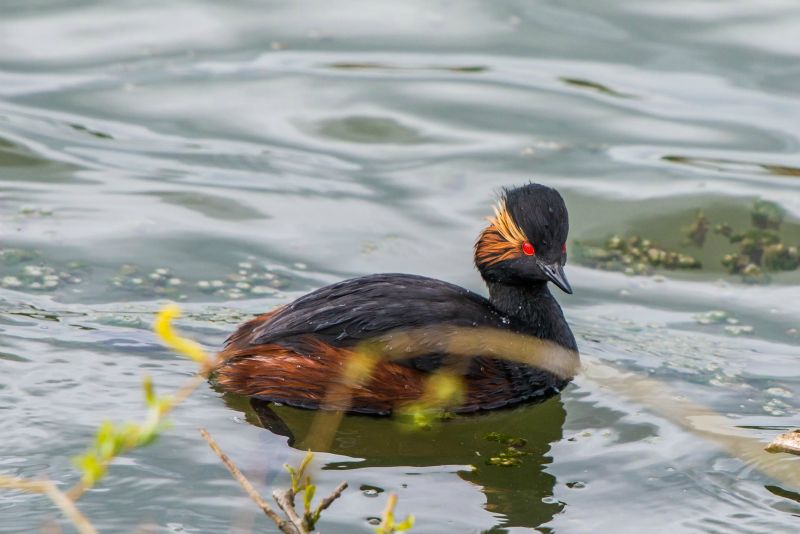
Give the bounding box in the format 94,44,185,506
142,375,155,406
303,483,316,512
395,515,415,531
154,304,208,364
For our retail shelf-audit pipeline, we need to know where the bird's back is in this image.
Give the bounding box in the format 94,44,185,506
237,273,501,347
216,273,574,414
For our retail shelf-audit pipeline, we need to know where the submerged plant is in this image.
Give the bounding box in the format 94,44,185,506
484,432,534,467
684,210,710,247
573,234,701,275
397,372,465,430
751,199,784,230
0,248,87,291
574,199,799,283
715,200,799,283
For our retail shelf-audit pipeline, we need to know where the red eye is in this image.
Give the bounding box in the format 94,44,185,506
562,243,567,253
522,242,535,256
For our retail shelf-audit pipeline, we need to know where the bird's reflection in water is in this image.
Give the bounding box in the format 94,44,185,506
223,394,566,531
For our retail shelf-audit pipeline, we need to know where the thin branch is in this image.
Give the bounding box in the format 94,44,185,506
314,481,348,518
45,484,99,534
0,475,50,493
64,480,88,502
169,372,210,409
273,489,307,534
1,307,229,534
381,494,398,527
0,476,97,534
199,428,297,534
65,369,214,502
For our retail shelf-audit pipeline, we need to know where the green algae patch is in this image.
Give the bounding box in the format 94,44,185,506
484,432,534,467
574,199,799,283
715,200,798,283
573,235,701,276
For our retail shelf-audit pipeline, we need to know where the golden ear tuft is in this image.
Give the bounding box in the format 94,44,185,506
475,200,527,267
490,201,527,245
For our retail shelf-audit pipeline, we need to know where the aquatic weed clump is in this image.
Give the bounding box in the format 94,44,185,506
573,235,701,276
715,200,799,283
484,432,535,467
0,248,88,291
751,199,784,230
109,259,292,300
110,264,185,297
573,199,799,283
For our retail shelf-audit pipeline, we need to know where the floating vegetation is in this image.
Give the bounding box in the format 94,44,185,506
1,247,40,266
715,200,798,283
573,235,701,276
195,260,289,299
723,324,754,336
751,200,784,230
484,432,534,467
574,199,799,283
110,260,290,300
684,210,709,247
17,205,54,217
110,265,185,298
693,310,729,325
0,248,87,291
1,247,293,301
692,310,754,335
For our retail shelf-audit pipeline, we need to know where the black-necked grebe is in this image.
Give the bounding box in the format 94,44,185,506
216,183,578,414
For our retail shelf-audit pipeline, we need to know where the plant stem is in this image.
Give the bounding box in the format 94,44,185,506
0,476,97,534
199,428,298,534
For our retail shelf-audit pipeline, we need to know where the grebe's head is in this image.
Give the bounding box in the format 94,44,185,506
475,183,572,293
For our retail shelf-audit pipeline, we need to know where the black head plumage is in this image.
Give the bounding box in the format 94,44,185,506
503,184,569,262
475,183,572,293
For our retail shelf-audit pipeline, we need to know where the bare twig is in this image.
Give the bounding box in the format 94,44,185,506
381,494,398,527
273,489,307,533
198,428,297,534
45,485,99,534
0,475,50,493
314,481,348,518
0,476,97,534
64,480,88,502
169,372,211,409
64,372,213,503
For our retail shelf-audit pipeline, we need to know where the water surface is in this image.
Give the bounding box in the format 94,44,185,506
1,1,799,533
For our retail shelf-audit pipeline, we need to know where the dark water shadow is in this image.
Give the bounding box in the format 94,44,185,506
223,394,566,530
663,154,800,178
559,77,635,99
0,136,50,167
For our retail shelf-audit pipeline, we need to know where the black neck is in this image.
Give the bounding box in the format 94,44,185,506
487,281,577,350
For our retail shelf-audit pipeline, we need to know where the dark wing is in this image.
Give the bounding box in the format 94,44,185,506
219,273,572,412
241,273,504,350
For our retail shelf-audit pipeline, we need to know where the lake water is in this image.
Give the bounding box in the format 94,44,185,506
1,1,799,532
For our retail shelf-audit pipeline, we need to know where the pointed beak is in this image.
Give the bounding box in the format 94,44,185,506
541,263,573,294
